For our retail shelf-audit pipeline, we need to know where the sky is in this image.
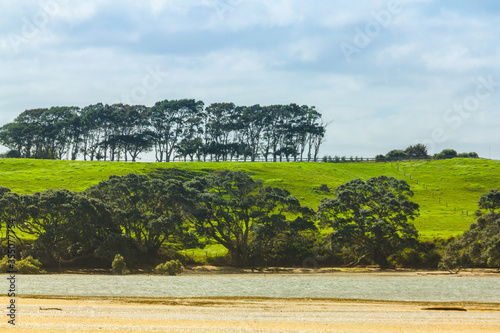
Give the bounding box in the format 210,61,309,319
1,0,499,160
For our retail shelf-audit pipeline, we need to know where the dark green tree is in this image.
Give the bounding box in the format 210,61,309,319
239,105,266,162
188,171,312,266
441,189,500,271
317,176,420,268
404,143,428,159
385,149,407,161
478,188,500,212
42,106,80,159
260,105,281,162
0,100,326,163
249,191,317,267
149,99,204,162
204,102,238,161
17,189,120,265
85,174,193,259
80,103,106,161
0,187,29,236
176,137,203,162
441,211,500,271
0,123,30,158
434,149,458,159
457,152,479,158
0,107,79,159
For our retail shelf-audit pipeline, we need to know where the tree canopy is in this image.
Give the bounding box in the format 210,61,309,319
317,176,420,268
478,188,500,212
374,144,478,162
10,189,120,265
0,170,451,271
441,191,500,271
187,170,315,266
85,174,196,259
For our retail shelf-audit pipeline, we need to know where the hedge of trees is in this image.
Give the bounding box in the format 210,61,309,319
374,144,478,162
321,144,480,164
0,170,449,269
0,101,327,163
1,171,497,270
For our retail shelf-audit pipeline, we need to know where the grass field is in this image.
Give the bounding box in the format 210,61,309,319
0,158,499,240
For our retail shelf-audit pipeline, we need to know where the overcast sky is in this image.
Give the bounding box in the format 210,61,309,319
1,0,499,160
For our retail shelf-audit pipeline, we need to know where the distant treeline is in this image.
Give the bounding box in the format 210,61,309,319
0,100,327,163
322,144,479,163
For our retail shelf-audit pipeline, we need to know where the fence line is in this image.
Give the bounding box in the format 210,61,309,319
161,156,488,163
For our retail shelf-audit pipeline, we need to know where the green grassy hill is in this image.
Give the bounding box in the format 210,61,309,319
1,158,499,240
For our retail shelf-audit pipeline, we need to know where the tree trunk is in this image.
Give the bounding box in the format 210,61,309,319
373,248,391,269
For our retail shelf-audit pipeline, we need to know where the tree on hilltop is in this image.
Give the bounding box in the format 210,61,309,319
404,144,428,159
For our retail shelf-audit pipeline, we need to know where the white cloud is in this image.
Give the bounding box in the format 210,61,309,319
422,45,499,72
377,43,416,61
51,1,99,24
287,37,327,63
1,0,500,159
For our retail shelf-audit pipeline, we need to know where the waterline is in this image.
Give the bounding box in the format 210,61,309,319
10,274,500,303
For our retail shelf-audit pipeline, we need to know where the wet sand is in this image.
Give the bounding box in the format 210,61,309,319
1,295,499,332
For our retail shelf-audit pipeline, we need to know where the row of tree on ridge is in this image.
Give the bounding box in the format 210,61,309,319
0,100,327,163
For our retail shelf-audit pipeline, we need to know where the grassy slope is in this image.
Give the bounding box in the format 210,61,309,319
1,158,499,240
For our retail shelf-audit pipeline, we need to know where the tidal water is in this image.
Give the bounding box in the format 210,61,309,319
7,274,500,302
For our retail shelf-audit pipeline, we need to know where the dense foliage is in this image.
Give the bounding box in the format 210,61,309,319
85,174,195,260
0,169,441,270
478,188,500,212
6,168,497,271
321,145,479,163
317,176,420,268
111,254,128,275
0,101,326,163
155,259,184,275
374,144,478,162
187,170,317,266
441,189,500,271
0,255,42,274
0,187,120,265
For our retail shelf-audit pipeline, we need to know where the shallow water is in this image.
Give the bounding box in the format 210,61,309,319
7,274,500,302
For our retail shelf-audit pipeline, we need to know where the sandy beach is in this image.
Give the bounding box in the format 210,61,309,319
1,295,499,332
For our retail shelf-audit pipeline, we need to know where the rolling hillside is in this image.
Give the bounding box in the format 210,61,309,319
1,158,499,240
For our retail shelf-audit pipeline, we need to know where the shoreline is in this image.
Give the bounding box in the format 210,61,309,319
38,265,500,276
17,294,500,308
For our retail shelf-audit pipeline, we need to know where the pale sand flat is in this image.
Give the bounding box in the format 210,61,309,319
1,296,499,332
